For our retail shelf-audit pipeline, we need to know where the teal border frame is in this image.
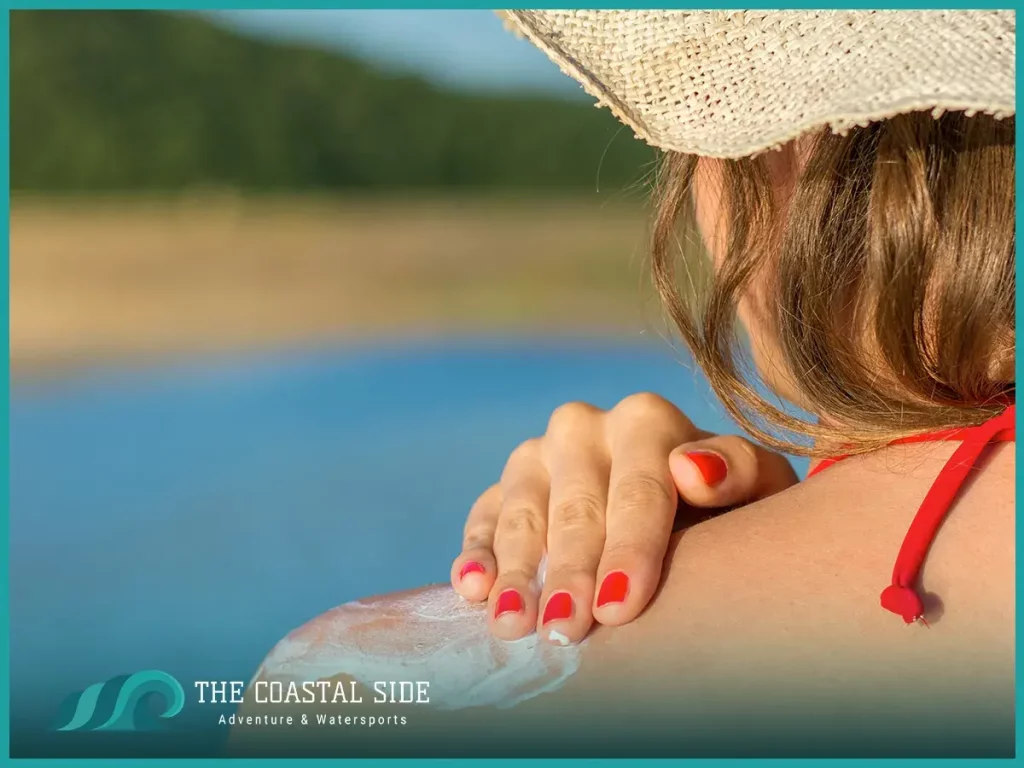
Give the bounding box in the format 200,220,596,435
2,3,1019,765
1,1,1018,8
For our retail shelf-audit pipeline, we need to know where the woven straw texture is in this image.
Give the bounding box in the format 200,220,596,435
502,10,1016,158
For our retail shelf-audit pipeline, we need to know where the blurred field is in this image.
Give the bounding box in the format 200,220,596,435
11,196,669,378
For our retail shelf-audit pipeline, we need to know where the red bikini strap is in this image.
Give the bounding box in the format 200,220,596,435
880,404,1016,624
807,404,1015,624
807,410,1015,479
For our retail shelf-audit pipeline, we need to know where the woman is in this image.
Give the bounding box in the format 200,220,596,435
233,11,1015,757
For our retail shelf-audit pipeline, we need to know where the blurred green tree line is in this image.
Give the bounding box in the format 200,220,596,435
11,10,656,193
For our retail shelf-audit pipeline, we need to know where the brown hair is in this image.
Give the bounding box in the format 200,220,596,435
650,111,1016,456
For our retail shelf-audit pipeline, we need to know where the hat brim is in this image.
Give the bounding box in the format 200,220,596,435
501,10,1016,158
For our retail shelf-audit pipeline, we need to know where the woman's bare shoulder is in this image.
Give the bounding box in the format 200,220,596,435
232,443,1012,753
601,441,1014,676
248,441,1013,694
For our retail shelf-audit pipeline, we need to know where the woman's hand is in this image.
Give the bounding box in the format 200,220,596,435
450,393,798,644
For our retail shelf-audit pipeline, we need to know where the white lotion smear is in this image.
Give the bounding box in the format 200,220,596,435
256,581,583,711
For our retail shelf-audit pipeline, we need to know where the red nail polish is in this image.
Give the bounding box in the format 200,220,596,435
494,589,523,618
459,561,485,580
685,451,728,487
597,571,629,607
542,592,574,624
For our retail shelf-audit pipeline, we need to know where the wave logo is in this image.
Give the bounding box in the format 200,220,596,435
54,670,186,732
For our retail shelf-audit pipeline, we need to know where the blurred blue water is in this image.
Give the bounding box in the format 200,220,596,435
10,337,807,732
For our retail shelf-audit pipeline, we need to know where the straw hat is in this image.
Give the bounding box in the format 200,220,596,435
500,10,1016,158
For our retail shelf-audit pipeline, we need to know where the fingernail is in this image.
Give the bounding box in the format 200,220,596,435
459,561,486,580
596,571,630,607
495,589,524,618
542,591,574,624
684,451,728,487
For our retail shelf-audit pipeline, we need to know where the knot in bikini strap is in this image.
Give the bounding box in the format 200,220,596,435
879,585,926,625
984,402,1017,435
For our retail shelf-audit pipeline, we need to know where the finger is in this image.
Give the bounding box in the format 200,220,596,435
488,438,550,641
669,434,799,508
594,393,699,627
537,402,610,645
451,484,502,601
